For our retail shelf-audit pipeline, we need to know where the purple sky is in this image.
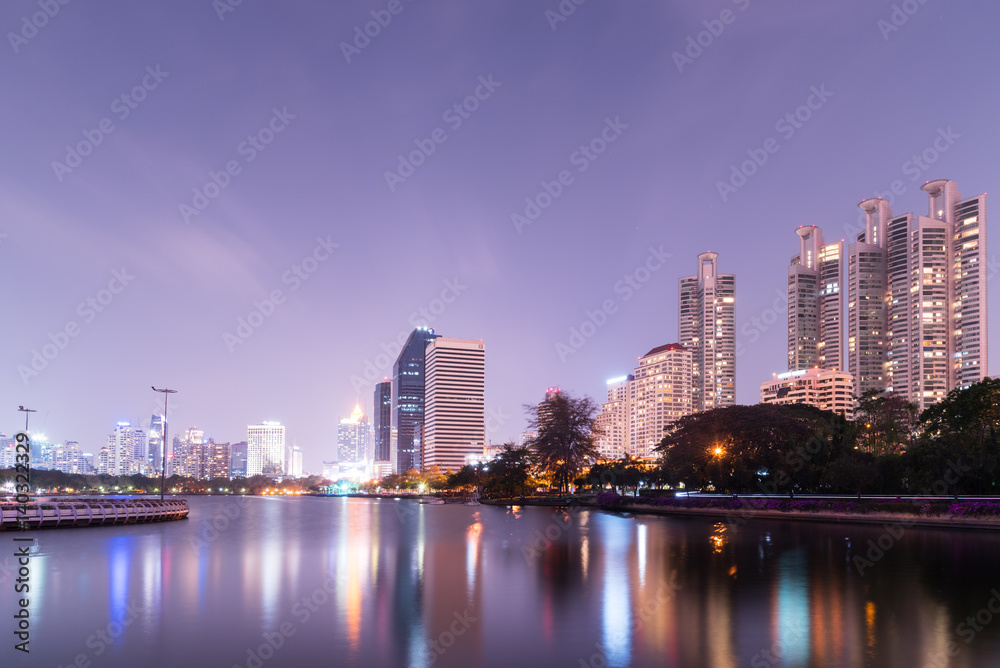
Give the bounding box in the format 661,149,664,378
2,1,998,472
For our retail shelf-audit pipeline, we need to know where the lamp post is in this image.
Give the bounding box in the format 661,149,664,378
152,387,177,501
17,406,36,432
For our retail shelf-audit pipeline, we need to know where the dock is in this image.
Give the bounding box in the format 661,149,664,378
0,498,189,530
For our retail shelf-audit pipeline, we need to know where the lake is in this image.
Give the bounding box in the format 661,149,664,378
3,495,1000,667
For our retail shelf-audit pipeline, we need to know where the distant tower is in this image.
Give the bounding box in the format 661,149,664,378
847,198,891,395
422,337,486,473
391,327,439,473
788,226,844,371
247,422,285,477
337,402,369,464
373,379,392,464
679,252,736,411
848,180,987,411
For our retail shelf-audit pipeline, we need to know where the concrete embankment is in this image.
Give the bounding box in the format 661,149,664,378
483,497,1000,531
1,498,189,530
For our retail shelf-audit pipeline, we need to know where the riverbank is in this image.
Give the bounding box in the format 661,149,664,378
482,495,1000,531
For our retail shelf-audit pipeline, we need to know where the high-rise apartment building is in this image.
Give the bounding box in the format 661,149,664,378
760,368,856,419
595,375,633,459
107,422,141,476
247,422,286,477
206,440,231,480
391,327,439,473
337,402,369,464
679,252,736,411
373,379,392,464
788,226,844,372
594,345,694,460
848,198,892,395
422,337,485,473
629,344,693,458
848,180,987,410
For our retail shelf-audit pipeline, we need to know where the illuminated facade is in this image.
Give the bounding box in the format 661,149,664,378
337,402,369,465
247,422,286,477
391,327,439,473
423,336,486,473
106,422,145,476
629,344,693,457
849,180,988,410
679,252,736,411
760,368,856,419
788,226,844,372
373,379,392,464
848,198,891,395
595,375,633,459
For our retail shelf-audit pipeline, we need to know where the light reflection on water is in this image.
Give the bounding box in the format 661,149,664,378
4,496,1000,667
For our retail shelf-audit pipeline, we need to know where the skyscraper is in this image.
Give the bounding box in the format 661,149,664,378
788,226,844,372
337,402,369,464
848,180,988,410
422,337,486,473
848,198,891,395
629,344,693,457
230,441,248,478
148,414,164,471
679,252,736,411
247,422,286,477
107,422,138,476
373,379,392,464
391,327,439,473
594,375,633,459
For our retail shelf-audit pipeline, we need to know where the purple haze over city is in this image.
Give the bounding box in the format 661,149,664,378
2,0,998,471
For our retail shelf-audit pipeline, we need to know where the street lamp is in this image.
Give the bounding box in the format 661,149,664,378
17,406,36,433
152,387,177,502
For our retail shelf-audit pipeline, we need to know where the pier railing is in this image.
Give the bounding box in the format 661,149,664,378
0,498,189,530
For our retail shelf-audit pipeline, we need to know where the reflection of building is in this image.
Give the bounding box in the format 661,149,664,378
760,368,856,419
391,327,439,473
423,337,486,473
679,252,736,411
338,402,369,464
247,422,286,477
788,226,844,372
595,375,632,459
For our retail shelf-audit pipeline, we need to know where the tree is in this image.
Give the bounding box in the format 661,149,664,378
656,404,850,494
917,378,1000,494
855,389,918,455
482,443,536,498
525,391,601,493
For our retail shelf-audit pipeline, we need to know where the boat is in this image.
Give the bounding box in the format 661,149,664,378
420,498,445,505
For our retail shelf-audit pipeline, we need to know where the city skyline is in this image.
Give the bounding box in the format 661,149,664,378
3,2,999,472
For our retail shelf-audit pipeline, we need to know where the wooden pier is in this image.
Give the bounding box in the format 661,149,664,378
0,498,189,530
